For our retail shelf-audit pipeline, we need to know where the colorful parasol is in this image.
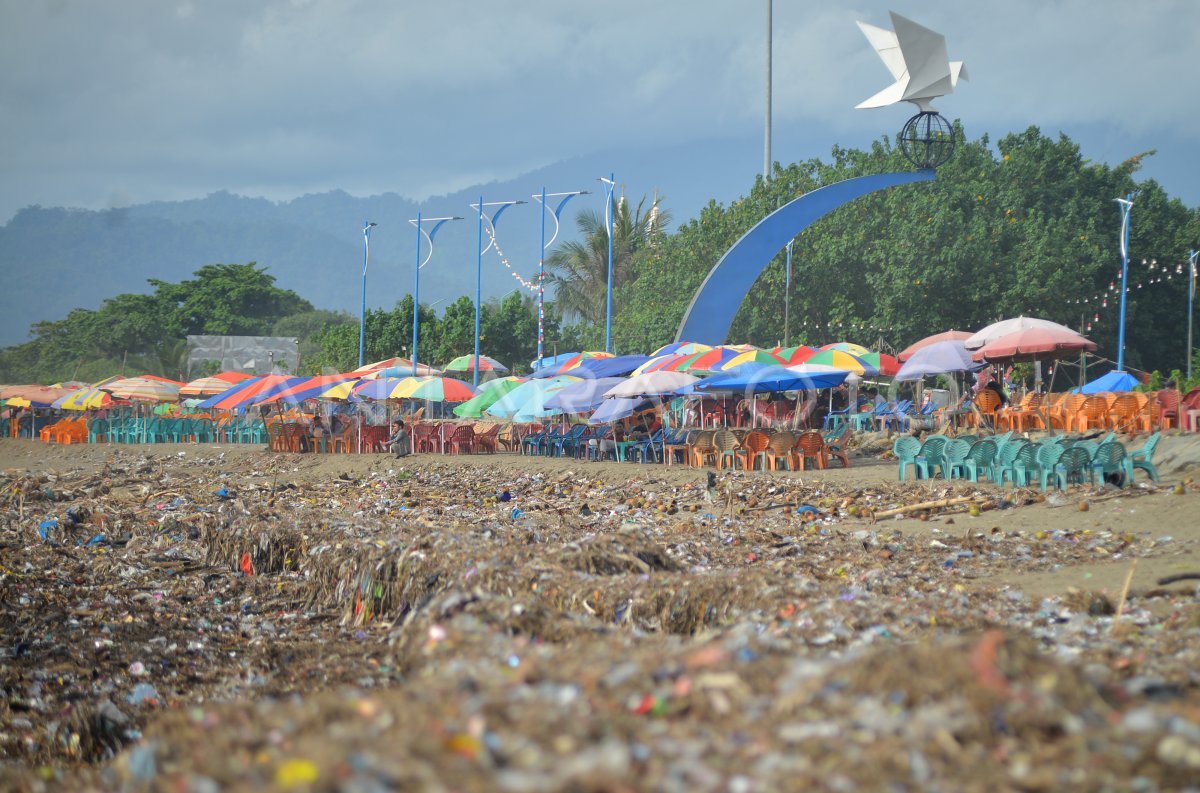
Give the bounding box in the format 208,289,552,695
101,377,181,403
803,350,878,376
897,330,973,362
453,377,528,418
443,354,508,373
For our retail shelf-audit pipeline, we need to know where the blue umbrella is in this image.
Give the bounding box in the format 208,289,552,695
571,354,651,378
694,365,848,393
1078,369,1140,393
543,378,626,413
588,397,650,425
894,340,985,381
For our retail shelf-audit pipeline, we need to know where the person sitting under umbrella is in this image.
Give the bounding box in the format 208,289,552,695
387,419,411,458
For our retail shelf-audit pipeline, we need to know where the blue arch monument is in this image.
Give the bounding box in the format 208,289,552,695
673,169,936,345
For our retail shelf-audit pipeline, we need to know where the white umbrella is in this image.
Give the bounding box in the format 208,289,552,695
604,371,698,399
964,316,1078,350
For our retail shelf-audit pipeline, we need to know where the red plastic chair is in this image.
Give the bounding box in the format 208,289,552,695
447,424,475,454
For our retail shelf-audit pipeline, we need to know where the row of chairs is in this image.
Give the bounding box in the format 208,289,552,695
893,431,1161,491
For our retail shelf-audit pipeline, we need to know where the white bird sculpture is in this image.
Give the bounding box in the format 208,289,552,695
856,12,966,112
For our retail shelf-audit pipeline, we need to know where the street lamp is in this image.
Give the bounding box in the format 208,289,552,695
533,187,589,370
784,238,793,347
1189,249,1198,381
598,174,616,353
358,221,377,368
471,197,525,387
1114,194,1133,373
408,213,462,376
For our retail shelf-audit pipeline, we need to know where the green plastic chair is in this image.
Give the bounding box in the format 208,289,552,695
963,439,998,482
989,438,1030,484
1008,443,1042,487
192,418,215,443
1128,432,1161,482
1092,442,1134,487
941,438,972,480
914,435,949,480
1053,446,1093,490
1033,442,1066,491
893,436,921,481
87,418,109,444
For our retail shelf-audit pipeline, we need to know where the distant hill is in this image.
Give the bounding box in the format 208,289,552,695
0,140,761,347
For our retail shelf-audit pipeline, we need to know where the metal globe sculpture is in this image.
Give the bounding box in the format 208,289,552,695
899,111,955,169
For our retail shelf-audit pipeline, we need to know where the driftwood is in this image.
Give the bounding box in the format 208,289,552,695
1156,572,1200,586
869,495,983,521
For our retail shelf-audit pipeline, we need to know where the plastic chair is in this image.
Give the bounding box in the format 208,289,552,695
1075,396,1110,433
1053,446,1094,490
913,435,949,479
1128,432,1161,481
662,429,694,466
962,439,998,482
823,424,852,468
893,436,921,481
989,438,1031,484
1006,443,1041,487
940,438,972,480
735,430,771,470
1156,390,1181,429
550,425,587,458
793,431,828,471
1033,443,1066,491
689,430,718,468
713,429,741,469
1091,442,1133,487
447,424,476,454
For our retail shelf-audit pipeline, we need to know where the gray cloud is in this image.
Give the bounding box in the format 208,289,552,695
1,0,1198,222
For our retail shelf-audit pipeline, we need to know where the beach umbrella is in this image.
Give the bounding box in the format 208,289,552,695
452,377,527,418
0,385,78,405
694,365,849,394
632,353,692,375
856,351,901,376
254,374,358,406
543,377,627,413
773,345,818,365
351,357,442,377
894,340,985,381
803,350,878,376
604,371,698,399
1078,369,1140,394
964,317,1079,350
181,375,252,397
102,377,181,403
971,327,1096,363
55,386,116,411
720,349,787,371
200,375,299,410
670,346,750,372
571,355,651,378
588,397,650,425
443,354,508,373
897,330,972,362
485,376,580,422
650,341,713,357
821,342,873,356
393,376,478,402
529,351,613,377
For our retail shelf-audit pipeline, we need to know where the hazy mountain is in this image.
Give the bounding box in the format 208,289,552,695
0,139,762,347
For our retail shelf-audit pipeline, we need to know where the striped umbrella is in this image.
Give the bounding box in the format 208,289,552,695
353,376,477,402
102,377,181,403
856,351,901,376
181,375,251,397
254,374,358,406
443,354,508,373
773,345,819,365
632,353,692,375
803,350,878,377
529,351,615,378
820,342,873,357
670,346,747,373
719,349,786,370
350,357,442,377
650,341,713,357
200,375,300,410
453,377,528,418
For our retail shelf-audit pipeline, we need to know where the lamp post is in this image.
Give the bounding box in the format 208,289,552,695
1114,195,1133,373
598,174,616,353
1189,249,1198,382
533,187,588,370
408,213,462,376
784,238,793,347
358,221,377,368
471,197,525,387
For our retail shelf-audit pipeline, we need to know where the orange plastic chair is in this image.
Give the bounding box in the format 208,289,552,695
735,430,771,470
971,388,1001,429
1075,395,1110,432
761,431,797,470
793,431,828,470
1106,393,1142,433
688,430,717,468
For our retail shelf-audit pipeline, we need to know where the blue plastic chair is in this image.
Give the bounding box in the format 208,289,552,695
893,436,921,481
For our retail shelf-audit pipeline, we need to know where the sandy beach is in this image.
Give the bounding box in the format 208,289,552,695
3,434,1200,791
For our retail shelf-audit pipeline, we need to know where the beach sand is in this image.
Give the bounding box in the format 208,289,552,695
2,435,1200,791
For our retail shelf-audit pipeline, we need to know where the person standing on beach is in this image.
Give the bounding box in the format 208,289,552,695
387,419,411,458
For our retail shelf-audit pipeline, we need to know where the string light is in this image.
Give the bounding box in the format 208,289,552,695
484,225,539,293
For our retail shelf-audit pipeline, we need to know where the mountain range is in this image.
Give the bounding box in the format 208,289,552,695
0,139,763,347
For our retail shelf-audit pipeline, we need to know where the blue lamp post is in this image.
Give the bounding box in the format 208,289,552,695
533,187,588,370
1188,249,1198,382
1115,194,1133,373
408,213,462,376
598,174,616,353
358,221,377,368
470,197,525,387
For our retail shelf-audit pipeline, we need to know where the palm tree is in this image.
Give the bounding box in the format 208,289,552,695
545,193,670,325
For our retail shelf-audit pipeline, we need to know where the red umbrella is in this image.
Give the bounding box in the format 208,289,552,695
971,327,1096,363
898,330,973,362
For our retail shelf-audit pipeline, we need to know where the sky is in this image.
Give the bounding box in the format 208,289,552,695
2,0,1199,226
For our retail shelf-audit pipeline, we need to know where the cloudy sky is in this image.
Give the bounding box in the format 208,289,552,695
2,0,1198,225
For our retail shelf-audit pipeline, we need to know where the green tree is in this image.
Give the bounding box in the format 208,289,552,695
545,193,671,325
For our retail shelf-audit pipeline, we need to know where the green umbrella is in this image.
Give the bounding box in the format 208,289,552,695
453,377,526,417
